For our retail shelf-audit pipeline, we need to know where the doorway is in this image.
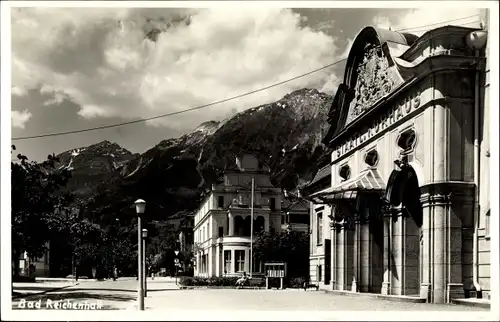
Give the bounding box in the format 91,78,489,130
385,164,423,295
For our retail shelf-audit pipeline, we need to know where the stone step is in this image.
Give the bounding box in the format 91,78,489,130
452,298,490,309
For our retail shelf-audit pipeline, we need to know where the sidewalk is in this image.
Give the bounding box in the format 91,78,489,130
12,280,79,299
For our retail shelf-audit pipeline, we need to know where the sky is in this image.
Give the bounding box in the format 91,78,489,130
8,4,485,161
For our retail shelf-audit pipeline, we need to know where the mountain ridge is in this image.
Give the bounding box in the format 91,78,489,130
55,87,334,222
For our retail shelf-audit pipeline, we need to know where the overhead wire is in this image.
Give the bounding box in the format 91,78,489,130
11,15,481,141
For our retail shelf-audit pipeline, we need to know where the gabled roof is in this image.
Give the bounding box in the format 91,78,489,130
306,165,331,188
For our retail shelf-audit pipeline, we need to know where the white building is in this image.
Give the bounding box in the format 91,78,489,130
302,165,332,285
193,154,283,277
18,242,50,277
307,21,492,303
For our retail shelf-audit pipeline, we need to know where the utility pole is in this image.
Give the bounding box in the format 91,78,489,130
250,176,255,279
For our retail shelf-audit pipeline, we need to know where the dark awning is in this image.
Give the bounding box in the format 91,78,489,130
310,167,386,202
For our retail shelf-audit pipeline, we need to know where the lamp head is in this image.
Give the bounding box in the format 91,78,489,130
142,228,148,238
174,250,179,256
134,199,146,214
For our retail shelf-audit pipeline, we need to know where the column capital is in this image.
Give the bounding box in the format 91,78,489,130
420,192,452,208
420,182,475,205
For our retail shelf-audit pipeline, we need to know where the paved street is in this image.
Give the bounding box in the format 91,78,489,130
12,277,489,312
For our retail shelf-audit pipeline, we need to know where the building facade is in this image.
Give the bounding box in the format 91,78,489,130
193,154,283,277
18,242,50,277
307,23,490,303
281,197,310,233
303,165,332,286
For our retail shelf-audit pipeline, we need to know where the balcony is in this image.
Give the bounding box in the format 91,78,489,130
216,236,252,246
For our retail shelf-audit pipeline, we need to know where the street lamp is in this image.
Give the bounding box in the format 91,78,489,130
142,229,148,297
174,250,180,285
134,199,146,311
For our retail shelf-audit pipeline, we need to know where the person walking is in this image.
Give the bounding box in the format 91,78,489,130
235,272,248,289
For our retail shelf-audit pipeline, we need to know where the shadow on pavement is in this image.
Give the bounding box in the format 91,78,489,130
44,291,136,302
13,286,72,291
55,288,138,293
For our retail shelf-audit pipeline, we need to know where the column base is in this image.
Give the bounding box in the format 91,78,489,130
381,282,391,295
447,283,465,301
420,283,431,302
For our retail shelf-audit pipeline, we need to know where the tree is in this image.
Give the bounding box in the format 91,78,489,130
253,231,310,278
11,146,73,277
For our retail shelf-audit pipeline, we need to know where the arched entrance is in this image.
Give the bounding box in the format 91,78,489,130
384,163,423,296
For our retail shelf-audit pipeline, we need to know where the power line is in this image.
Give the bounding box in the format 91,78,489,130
12,15,480,141
396,14,479,32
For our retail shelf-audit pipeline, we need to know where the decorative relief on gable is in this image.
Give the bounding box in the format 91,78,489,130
345,45,404,125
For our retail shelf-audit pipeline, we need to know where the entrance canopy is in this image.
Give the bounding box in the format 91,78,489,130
311,167,386,203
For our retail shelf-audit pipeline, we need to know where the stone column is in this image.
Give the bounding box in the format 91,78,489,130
432,194,447,303
215,244,221,277
419,193,432,301
391,205,404,295
420,184,469,303
208,246,213,277
352,221,360,292
345,227,355,292
360,221,370,293
228,213,234,236
381,210,392,295
336,225,345,290
231,249,235,274
330,224,337,290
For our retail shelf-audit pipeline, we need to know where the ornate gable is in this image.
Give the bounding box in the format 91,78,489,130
322,27,417,145
344,44,404,125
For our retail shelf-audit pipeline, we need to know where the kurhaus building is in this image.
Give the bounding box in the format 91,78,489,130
308,23,490,304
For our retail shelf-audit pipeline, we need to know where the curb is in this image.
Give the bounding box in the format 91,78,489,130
179,286,268,290
451,299,491,309
12,283,80,300
322,290,427,303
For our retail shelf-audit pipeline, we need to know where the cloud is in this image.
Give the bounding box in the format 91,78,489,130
372,8,483,36
11,8,340,131
11,110,32,129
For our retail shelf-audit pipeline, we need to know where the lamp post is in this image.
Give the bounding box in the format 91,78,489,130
142,229,148,297
174,250,179,285
134,199,146,311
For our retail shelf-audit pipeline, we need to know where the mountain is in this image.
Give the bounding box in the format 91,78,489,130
63,88,334,222
55,140,139,197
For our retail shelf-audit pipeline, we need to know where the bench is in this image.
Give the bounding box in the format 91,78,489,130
303,282,319,291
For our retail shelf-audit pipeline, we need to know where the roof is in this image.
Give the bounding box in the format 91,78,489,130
306,165,331,188
310,167,385,202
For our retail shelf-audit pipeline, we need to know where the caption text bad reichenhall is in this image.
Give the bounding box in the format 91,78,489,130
17,299,103,310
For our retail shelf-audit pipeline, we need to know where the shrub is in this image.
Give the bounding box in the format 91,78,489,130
288,277,307,288
178,276,244,287
179,276,194,286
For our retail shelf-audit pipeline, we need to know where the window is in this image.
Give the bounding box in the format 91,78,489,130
218,196,224,208
317,212,323,245
224,251,232,274
397,128,417,154
252,257,262,273
235,250,245,273
339,165,351,181
364,149,379,167
270,198,276,211
207,222,210,239
218,226,224,238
